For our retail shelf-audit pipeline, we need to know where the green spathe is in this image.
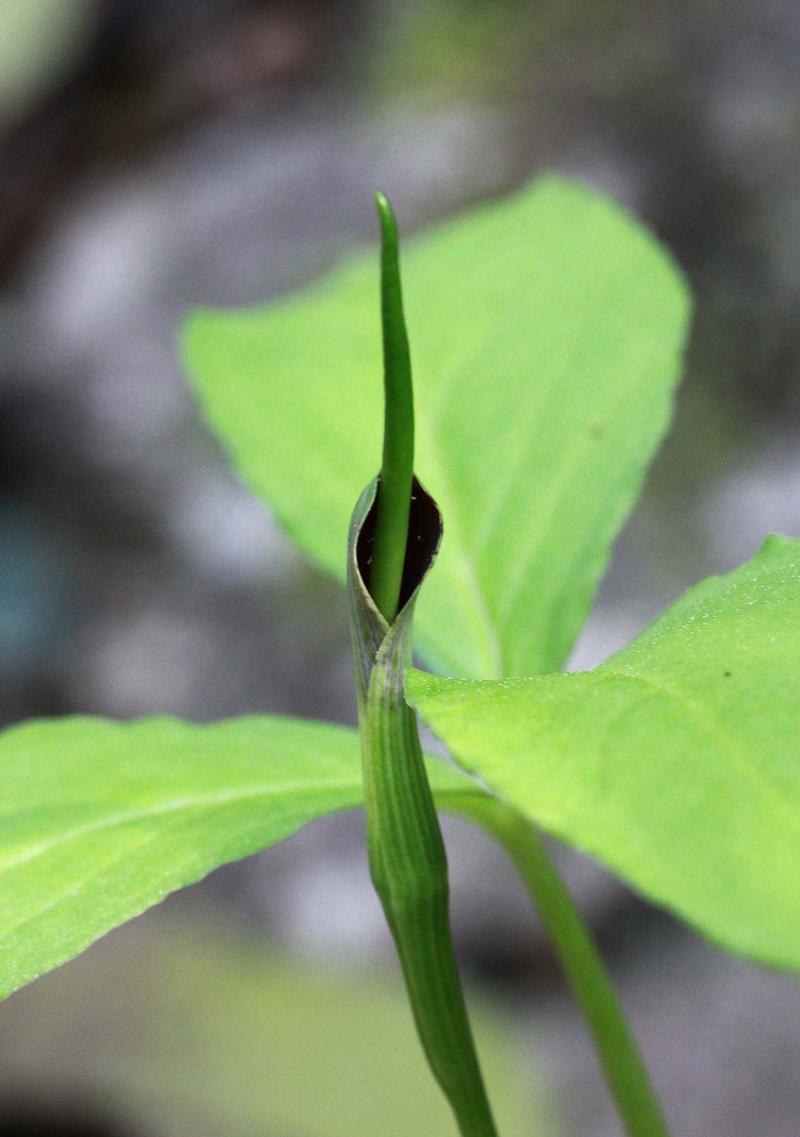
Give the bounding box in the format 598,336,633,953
409,535,800,972
184,175,689,679
348,474,498,1136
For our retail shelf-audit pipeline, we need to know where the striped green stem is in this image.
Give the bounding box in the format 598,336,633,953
349,477,498,1137
365,597,499,1137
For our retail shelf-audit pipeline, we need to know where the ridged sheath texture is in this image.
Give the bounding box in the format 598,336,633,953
348,476,498,1137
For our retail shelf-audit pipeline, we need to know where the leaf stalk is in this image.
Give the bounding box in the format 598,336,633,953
449,793,672,1137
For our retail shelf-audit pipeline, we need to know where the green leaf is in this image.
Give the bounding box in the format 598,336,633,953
408,535,800,972
183,175,690,679
0,714,475,1000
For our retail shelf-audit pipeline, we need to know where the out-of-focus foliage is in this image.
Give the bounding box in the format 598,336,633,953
0,927,542,1137
367,0,639,98
0,0,94,126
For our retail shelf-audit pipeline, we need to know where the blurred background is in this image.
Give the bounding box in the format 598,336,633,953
1,1,800,1134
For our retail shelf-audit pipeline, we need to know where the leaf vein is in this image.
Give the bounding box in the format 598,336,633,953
600,667,800,839
0,777,359,877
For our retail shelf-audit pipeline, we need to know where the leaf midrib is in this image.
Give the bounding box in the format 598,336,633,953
0,777,361,876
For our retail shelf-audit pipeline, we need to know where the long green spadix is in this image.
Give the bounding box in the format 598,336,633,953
347,195,498,1137
370,191,415,624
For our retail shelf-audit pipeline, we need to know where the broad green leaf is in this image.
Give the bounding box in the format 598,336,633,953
409,535,800,972
0,714,476,1000
1,930,543,1137
183,175,690,679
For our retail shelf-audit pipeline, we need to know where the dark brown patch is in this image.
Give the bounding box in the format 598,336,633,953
356,476,442,612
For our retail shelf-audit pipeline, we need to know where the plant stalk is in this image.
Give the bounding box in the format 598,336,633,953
346,192,499,1137
449,793,671,1137
362,611,499,1137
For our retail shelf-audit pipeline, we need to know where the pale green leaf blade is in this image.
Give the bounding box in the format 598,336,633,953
0,714,475,1000
409,535,800,971
183,175,690,679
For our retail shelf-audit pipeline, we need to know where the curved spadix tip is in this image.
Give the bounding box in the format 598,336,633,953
374,190,397,241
